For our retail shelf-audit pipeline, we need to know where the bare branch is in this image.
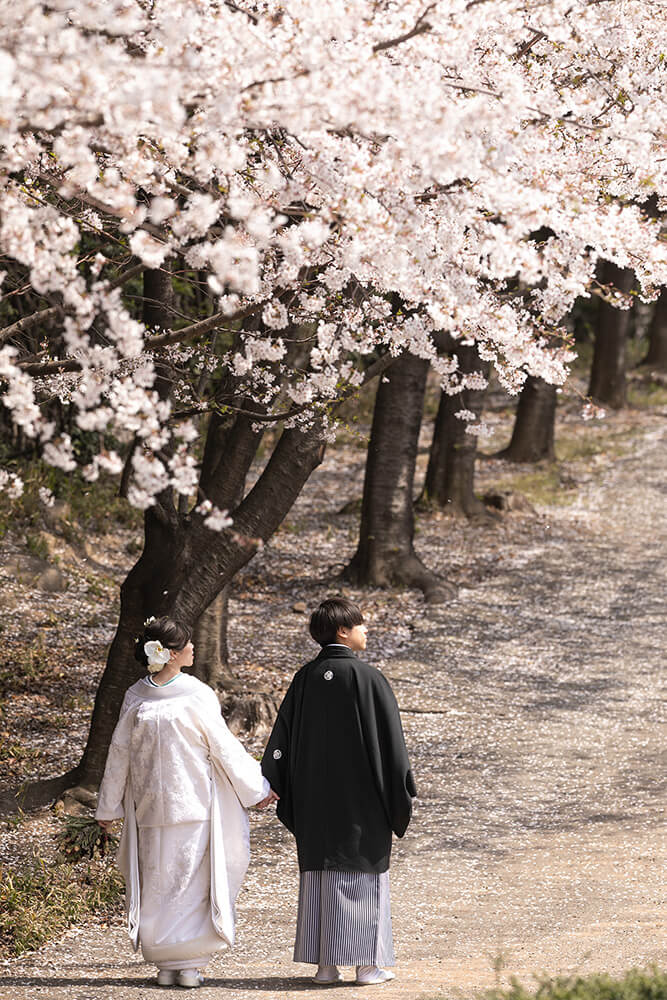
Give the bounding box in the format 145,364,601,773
145,301,265,349
0,306,61,346
514,30,547,60
373,4,436,53
107,261,145,290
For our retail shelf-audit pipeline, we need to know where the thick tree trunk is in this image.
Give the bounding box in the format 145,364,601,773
642,287,667,371
588,262,634,408
344,352,452,602
421,344,489,515
190,585,235,689
496,375,557,463
192,407,266,689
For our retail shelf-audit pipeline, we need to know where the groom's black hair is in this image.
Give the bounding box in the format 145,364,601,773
309,598,364,647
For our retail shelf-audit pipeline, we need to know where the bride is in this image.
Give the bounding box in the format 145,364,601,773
96,615,276,989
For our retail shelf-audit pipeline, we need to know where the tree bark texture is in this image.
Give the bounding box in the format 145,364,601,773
344,352,450,602
190,585,234,689
192,407,266,689
496,375,557,463
421,344,489,515
588,261,634,408
642,287,667,371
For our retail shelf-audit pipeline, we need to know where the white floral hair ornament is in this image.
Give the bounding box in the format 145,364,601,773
144,640,171,673
144,616,156,627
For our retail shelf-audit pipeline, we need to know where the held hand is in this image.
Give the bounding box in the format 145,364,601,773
255,789,280,809
98,819,113,830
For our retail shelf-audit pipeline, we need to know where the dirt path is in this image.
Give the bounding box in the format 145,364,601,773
3,415,666,999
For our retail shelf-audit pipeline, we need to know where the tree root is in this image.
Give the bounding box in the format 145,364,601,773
0,764,82,817
221,689,280,738
343,552,456,604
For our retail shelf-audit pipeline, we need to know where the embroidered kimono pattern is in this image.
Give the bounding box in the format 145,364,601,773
96,673,268,969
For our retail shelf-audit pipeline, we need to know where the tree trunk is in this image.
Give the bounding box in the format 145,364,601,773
421,344,489,515
189,586,234,688
588,261,634,408
496,375,557,463
191,407,267,689
642,287,667,371
344,352,452,602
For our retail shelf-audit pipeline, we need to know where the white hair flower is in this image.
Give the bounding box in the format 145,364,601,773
143,615,156,627
144,640,170,672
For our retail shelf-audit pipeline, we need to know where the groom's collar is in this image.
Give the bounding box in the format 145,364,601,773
316,644,357,659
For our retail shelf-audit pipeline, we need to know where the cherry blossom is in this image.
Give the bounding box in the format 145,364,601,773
0,0,665,518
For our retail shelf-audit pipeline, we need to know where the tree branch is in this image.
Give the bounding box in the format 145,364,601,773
373,4,436,53
0,306,61,346
514,30,547,60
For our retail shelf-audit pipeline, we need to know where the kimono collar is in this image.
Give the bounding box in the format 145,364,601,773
134,673,200,700
317,645,358,659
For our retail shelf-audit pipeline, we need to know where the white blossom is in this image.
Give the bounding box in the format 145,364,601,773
195,499,233,532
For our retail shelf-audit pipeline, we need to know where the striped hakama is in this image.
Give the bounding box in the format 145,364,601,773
293,870,395,967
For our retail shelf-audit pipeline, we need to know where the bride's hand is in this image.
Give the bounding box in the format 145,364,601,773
255,790,280,809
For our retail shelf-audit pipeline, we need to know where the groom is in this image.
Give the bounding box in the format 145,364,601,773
262,597,416,986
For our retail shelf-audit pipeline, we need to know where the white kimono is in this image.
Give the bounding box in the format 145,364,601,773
95,672,268,970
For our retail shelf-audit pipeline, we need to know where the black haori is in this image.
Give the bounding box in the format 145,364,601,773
262,645,416,874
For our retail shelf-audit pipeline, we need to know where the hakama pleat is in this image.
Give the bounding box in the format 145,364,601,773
293,870,395,967
137,821,223,971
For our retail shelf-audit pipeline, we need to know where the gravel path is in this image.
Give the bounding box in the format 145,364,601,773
3,414,665,999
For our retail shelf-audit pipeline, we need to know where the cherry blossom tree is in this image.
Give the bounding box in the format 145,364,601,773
1,0,666,804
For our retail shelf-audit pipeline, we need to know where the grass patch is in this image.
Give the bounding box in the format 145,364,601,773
429,968,667,1000
0,460,142,537
488,467,575,508
0,855,124,957
628,379,667,409
555,428,634,464
0,635,51,696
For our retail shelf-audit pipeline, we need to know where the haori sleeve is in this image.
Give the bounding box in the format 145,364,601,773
356,666,417,838
260,677,296,800
95,691,136,822
201,693,269,809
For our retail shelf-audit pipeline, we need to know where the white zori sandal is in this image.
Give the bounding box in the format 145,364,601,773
356,965,396,985
313,964,343,984
176,969,205,988
156,969,177,986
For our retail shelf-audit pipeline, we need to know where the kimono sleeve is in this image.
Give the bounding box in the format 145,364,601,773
201,692,269,809
355,666,417,838
95,691,135,822
261,678,297,833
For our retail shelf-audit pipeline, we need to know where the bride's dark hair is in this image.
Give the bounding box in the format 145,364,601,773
134,616,193,668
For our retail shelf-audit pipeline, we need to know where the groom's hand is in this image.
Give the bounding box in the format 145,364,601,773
255,789,280,809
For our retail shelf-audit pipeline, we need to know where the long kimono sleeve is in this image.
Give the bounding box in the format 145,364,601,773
355,666,417,838
261,678,297,832
95,693,135,822
201,691,268,808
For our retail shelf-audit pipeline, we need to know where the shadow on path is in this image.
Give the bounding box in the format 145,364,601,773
2,975,335,992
